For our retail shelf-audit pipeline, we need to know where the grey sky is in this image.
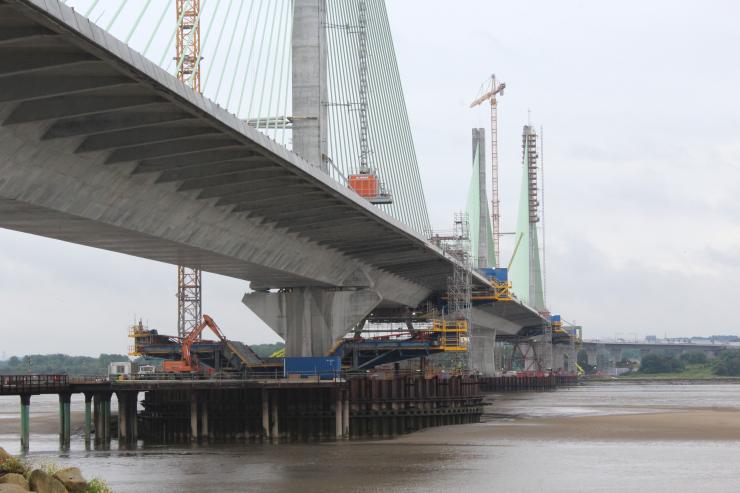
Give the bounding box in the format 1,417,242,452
2,0,739,356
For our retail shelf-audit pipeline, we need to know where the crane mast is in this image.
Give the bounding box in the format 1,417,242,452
470,75,505,267
175,0,202,339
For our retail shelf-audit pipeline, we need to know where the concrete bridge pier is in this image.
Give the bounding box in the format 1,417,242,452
244,288,381,356
190,391,210,443
83,393,93,448
116,391,138,446
469,328,497,376
58,393,71,449
552,344,577,373
93,392,112,448
20,394,30,452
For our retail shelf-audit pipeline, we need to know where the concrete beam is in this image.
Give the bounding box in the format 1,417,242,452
179,169,292,191
213,184,315,206
8,95,165,125
0,75,132,102
0,28,55,45
0,51,96,77
76,125,217,152
104,137,240,164
133,148,260,173
157,162,275,184
44,108,190,139
198,176,304,200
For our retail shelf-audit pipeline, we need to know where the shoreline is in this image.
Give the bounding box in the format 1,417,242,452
392,408,740,443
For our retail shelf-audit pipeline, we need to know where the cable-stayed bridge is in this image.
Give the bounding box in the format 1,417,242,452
0,0,575,374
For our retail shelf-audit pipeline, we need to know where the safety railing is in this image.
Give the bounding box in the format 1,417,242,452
431,320,469,351
0,374,69,394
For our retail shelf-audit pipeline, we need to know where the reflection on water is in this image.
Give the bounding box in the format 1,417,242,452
1,383,739,492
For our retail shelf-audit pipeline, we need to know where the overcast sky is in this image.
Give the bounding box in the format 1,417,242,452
2,0,739,357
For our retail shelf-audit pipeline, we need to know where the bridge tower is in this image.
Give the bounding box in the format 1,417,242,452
175,0,202,338
292,0,329,172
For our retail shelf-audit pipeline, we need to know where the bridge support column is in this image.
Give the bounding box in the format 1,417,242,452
244,288,381,357
20,394,30,452
84,393,93,447
93,392,112,448
270,390,279,442
469,328,497,376
261,389,269,441
190,391,200,443
342,389,350,439
58,393,71,450
334,389,343,439
552,344,577,373
116,391,138,446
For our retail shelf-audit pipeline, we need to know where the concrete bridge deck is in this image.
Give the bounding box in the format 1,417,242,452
0,0,546,356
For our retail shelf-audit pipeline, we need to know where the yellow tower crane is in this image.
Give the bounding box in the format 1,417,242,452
175,1,202,339
470,75,506,267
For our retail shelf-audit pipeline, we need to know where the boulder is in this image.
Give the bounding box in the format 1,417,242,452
28,470,68,493
0,484,29,493
0,447,12,463
0,474,29,490
53,468,86,493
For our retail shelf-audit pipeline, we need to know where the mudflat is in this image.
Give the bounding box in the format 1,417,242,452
0,411,85,435
394,409,740,443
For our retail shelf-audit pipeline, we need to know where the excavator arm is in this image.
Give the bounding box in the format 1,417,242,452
178,314,228,370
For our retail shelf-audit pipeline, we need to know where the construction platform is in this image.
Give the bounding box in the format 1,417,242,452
0,373,482,450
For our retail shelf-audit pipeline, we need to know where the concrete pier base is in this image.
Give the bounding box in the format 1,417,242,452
20,394,30,452
470,327,497,376
116,391,138,446
93,392,112,448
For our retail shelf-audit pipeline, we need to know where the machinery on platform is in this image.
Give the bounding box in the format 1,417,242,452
163,314,227,373
129,316,269,375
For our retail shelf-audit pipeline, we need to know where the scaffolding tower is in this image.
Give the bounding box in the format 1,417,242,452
175,0,202,338
446,213,473,369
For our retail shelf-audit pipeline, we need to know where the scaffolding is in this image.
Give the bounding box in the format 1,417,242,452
175,0,202,339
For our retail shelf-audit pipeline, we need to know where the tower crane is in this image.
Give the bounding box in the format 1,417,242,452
470,75,506,267
175,1,202,339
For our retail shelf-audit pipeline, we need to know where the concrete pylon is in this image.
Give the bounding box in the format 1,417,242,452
292,0,329,172
243,288,381,356
469,327,496,376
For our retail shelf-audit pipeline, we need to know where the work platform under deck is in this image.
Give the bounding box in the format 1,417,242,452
0,374,483,449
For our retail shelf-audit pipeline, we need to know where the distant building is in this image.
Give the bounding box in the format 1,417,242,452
646,335,657,343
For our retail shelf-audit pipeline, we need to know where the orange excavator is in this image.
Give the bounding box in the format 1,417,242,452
162,314,227,374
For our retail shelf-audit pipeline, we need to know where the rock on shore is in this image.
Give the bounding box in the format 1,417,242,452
0,446,95,493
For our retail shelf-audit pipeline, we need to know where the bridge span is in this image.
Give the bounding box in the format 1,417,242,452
0,0,549,366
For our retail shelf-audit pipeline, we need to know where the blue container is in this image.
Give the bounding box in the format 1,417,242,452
550,314,561,323
284,357,341,379
481,267,509,282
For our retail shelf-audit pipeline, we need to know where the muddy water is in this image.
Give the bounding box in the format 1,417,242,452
2,382,740,492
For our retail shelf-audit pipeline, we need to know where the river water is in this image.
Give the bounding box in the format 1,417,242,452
2,382,740,492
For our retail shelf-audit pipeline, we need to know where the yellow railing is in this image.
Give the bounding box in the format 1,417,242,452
471,279,512,302
432,320,469,351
